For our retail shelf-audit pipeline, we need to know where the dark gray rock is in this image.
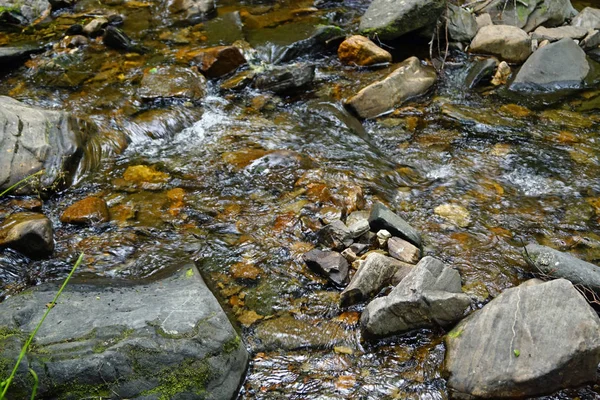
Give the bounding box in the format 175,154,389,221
103,26,143,52
464,57,498,89
0,265,248,399
275,25,343,64
474,0,577,32
447,4,478,43
138,65,206,102
444,278,600,398
345,57,436,119
340,252,411,307
316,220,352,251
303,248,349,286
253,63,315,94
387,236,420,264
581,29,600,50
0,46,44,70
0,96,94,194
571,7,600,30
361,256,470,338
524,243,600,293
359,0,445,40
367,202,421,248
510,38,589,93
0,0,50,25
0,212,53,258
347,218,370,239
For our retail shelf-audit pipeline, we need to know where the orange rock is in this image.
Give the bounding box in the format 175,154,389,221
60,197,110,225
123,165,169,184
187,46,247,78
230,262,261,280
338,35,392,66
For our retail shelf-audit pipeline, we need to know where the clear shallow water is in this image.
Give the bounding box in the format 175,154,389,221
1,0,600,397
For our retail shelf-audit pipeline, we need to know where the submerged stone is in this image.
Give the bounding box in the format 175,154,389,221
188,46,247,78
138,65,206,102
60,196,110,225
253,63,315,94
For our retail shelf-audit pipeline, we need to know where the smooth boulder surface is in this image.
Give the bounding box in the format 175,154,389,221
0,212,53,257
509,38,590,93
0,46,44,69
337,35,392,66
469,25,531,64
303,248,349,286
361,257,470,338
447,4,478,43
0,96,92,195
524,243,600,293
275,25,343,64
340,252,411,307
359,0,445,40
138,65,206,102
474,0,577,32
345,57,436,119
60,196,110,225
571,7,600,30
445,278,600,398
532,25,588,42
367,202,421,247
317,219,353,251
0,265,248,399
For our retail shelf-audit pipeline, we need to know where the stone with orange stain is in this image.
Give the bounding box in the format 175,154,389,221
305,183,332,203
555,130,579,144
499,103,531,118
338,184,365,213
338,35,392,66
335,311,360,326
222,148,269,170
60,196,110,225
167,188,186,217
334,374,357,390
109,203,137,224
229,295,245,307
186,46,247,78
237,309,263,326
231,262,261,280
273,212,297,232
122,165,170,186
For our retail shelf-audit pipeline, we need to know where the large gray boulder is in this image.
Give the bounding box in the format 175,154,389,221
509,38,590,93
571,7,600,30
361,256,471,338
345,57,436,119
444,278,600,398
473,0,577,32
524,243,600,293
359,0,445,40
0,265,248,399
0,96,94,194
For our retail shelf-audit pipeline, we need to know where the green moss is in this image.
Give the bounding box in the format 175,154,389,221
142,358,211,400
0,326,21,340
0,5,20,13
92,328,135,354
222,334,241,354
52,382,111,400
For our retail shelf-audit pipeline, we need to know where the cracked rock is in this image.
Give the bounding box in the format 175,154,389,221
303,248,349,286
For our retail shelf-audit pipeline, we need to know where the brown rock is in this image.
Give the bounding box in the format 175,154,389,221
338,35,392,66
60,197,110,225
0,212,53,257
469,25,532,64
387,236,420,264
188,46,247,78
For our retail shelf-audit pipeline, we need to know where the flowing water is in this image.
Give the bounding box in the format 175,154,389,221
1,0,600,398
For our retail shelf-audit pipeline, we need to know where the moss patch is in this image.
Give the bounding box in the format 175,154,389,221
222,334,241,354
142,358,211,400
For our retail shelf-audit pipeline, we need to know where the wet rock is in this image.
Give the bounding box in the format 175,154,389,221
464,57,498,89
367,202,421,248
317,220,352,251
347,218,370,238
82,17,108,37
0,96,92,195
0,212,53,258
188,46,246,78
524,243,600,293
120,164,170,190
138,65,206,102
220,70,256,91
0,265,248,399
0,0,50,25
276,25,343,64
491,61,511,86
337,35,392,66
509,38,589,93
103,26,141,52
0,46,44,70
444,278,600,398
434,203,471,228
252,63,315,94
359,0,445,40
303,249,349,286
469,25,531,64
447,4,478,43
60,196,110,225
388,237,420,264
361,256,471,338
473,0,577,32
571,7,600,30
167,0,215,25
345,57,436,119
340,252,411,307
532,25,588,42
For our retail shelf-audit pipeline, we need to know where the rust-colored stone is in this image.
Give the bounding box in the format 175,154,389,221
188,46,247,78
60,196,110,225
338,35,392,66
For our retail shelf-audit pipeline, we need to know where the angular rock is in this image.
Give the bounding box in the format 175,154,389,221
464,57,498,89
387,236,420,264
82,17,108,37
337,35,392,66
571,7,600,30
376,229,391,248
581,29,600,50
361,256,471,338
532,25,589,42
474,0,577,32
0,212,53,258
359,0,445,40
188,46,246,78
0,96,92,195
0,265,248,399
509,38,590,93
447,4,478,43
347,218,370,239
275,25,343,64
444,278,600,398
346,210,369,227
60,196,110,225
367,202,421,247
103,26,142,52
138,65,206,102
0,46,44,70
252,63,315,94
469,25,531,64
167,0,215,25
345,57,436,119
303,248,349,286
475,13,493,30
340,252,411,307
317,220,352,251
524,243,600,293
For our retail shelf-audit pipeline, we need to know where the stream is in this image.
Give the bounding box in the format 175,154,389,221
1,0,600,398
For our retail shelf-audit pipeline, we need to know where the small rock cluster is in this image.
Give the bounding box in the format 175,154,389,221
302,201,471,338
